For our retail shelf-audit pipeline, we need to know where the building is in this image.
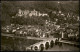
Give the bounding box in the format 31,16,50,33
29,9,38,17
24,10,30,18
17,9,24,17
17,9,30,17
38,12,42,16
16,9,49,17
52,11,56,14
42,13,48,17
59,11,61,14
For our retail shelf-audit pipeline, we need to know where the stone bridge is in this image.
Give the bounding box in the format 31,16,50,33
26,38,58,51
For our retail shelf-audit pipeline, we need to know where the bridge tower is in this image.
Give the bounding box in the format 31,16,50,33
61,32,64,39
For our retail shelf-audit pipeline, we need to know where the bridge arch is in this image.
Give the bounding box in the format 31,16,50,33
26,38,58,51
55,38,59,45
39,44,44,51
34,46,38,51
45,42,49,50
50,40,54,48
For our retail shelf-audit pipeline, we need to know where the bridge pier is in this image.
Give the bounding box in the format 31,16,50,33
55,39,58,45
6,36,9,39
12,37,15,40
34,46,38,51
58,42,62,47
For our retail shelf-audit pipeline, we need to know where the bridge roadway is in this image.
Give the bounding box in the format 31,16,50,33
1,33,56,41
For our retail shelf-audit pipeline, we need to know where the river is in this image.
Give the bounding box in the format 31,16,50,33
1,36,42,51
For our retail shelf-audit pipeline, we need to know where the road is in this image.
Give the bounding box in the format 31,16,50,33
59,40,79,45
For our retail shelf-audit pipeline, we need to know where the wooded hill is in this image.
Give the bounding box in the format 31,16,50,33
1,1,79,26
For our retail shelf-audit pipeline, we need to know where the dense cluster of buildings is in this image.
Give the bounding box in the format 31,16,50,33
1,21,61,38
52,10,79,22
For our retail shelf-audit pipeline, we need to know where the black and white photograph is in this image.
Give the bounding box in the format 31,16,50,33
1,0,79,51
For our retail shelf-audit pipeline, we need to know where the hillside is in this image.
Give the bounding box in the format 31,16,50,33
1,1,79,26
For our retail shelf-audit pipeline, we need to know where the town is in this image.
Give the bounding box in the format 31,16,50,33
1,1,79,51
2,8,79,40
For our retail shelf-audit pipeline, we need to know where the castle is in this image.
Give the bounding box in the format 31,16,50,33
16,9,49,18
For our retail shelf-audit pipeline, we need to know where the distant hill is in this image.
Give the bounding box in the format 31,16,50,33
1,1,79,26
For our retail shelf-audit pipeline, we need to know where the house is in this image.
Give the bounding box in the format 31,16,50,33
68,33,75,38
42,13,48,16
67,13,70,17
61,13,65,16
45,20,48,24
59,11,61,14
17,9,24,17
52,11,56,14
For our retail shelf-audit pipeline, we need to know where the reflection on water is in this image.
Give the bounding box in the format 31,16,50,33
1,36,42,51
